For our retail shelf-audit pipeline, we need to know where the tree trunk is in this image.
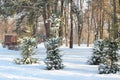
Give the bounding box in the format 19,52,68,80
42,1,51,38
69,0,73,48
87,16,90,47
95,9,99,40
54,0,58,14
87,2,90,47
119,0,120,6
94,17,97,41
64,2,69,47
77,0,83,46
59,0,64,45
108,19,111,39
43,8,49,38
113,0,118,39
99,0,104,39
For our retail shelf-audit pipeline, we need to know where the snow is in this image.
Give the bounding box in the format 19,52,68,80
0,43,120,80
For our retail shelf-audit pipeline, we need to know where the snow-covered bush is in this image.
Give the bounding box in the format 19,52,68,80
98,40,120,74
88,39,120,74
99,63,119,74
87,40,105,65
15,37,38,64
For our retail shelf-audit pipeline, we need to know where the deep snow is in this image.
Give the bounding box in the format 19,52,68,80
0,43,120,80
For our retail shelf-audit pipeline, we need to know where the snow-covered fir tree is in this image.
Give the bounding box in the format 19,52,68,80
88,39,120,74
44,14,64,70
98,40,120,74
87,40,105,65
45,37,64,70
15,37,38,64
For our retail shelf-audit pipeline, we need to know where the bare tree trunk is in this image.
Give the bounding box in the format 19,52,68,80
42,1,51,38
119,0,120,6
54,0,58,14
69,0,73,48
87,16,90,47
113,0,118,39
87,1,90,47
77,0,81,46
3,18,8,34
108,19,111,39
64,2,69,47
77,0,83,46
100,10,104,39
95,9,99,40
59,0,64,45
99,0,104,39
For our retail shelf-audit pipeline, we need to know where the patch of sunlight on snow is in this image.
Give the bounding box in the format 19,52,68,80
0,57,13,61
0,73,48,80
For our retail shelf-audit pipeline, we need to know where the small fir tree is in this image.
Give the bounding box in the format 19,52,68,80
98,40,120,74
87,40,105,65
45,38,64,70
44,14,64,70
88,39,120,74
15,37,38,64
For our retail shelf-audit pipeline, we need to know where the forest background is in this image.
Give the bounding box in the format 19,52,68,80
0,0,120,48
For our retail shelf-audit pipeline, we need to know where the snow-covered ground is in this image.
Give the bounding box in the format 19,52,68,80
0,43,120,80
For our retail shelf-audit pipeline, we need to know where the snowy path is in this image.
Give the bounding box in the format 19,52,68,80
0,43,120,80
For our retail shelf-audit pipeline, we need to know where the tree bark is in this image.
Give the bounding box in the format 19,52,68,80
64,2,69,47
42,6,50,38
69,0,73,48
59,0,64,45
113,0,118,39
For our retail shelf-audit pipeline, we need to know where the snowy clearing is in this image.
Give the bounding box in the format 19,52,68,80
0,43,120,80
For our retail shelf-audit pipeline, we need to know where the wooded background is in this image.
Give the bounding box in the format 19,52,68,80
0,0,120,48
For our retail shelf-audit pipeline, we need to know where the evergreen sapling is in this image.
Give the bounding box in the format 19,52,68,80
98,40,120,74
45,38,64,70
88,40,105,65
15,37,38,64
44,14,64,70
